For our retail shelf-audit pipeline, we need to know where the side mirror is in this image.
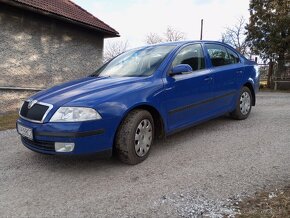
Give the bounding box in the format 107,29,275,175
170,64,192,76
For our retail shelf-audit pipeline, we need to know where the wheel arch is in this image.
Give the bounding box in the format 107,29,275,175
129,104,165,139
243,82,256,106
114,103,166,144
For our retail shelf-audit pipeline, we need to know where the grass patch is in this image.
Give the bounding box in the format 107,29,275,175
0,112,19,131
237,186,290,218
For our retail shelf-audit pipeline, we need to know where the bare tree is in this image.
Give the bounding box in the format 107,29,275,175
164,26,185,42
103,40,128,63
222,17,248,55
145,33,163,45
145,26,186,44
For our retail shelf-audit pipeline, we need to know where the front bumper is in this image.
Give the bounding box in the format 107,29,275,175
17,117,117,155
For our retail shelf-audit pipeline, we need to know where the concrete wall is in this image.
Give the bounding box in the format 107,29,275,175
0,3,104,114
1,90,37,114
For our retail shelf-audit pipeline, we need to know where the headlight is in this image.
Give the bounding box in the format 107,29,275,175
50,107,102,122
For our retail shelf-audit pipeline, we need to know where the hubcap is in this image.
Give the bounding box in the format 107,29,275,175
134,119,153,157
240,91,251,115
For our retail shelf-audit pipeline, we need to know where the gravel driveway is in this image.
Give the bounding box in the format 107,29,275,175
1,92,290,217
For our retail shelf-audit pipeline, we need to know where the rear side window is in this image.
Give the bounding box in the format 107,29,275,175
205,43,240,67
205,44,230,67
226,48,240,64
172,44,205,71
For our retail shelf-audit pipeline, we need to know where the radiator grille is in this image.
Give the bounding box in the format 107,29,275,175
20,101,51,122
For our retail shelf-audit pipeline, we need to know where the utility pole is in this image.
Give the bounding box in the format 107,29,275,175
200,19,203,40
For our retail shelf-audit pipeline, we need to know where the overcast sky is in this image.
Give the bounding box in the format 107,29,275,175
73,0,250,48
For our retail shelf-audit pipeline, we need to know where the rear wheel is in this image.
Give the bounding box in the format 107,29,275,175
230,86,252,120
115,109,154,165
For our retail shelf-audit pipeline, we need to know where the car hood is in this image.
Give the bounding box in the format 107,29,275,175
30,76,148,107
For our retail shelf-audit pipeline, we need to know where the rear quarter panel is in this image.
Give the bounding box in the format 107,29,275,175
242,59,260,92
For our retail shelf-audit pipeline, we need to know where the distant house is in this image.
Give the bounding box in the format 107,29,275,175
0,0,119,113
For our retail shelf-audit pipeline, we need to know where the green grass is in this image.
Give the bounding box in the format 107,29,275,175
237,186,290,218
0,112,19,131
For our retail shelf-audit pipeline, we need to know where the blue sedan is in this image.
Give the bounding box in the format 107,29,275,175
17,41,259,164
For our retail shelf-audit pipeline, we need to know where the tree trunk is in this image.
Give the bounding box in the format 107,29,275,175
277,53,285,79
267,59,274,88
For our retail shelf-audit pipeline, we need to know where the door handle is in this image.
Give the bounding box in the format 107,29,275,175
236,70,243,74
204,77,213,81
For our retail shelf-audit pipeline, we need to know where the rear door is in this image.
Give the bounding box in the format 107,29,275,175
204,43,244,114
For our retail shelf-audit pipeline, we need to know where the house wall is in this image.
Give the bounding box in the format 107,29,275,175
0,3,104,114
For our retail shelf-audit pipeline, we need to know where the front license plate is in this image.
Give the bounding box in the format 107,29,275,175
17,124,33,140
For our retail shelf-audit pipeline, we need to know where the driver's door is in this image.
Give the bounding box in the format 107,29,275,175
162,44,213,133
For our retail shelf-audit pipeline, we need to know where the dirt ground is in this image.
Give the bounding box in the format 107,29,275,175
0,92,290,217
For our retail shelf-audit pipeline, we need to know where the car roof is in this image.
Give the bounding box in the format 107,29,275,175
136,41,233,51
148,40,225,46
127,40,241,57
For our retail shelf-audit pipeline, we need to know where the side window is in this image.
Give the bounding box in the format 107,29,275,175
226,48,240,64
205,44,230,67
172,44,205,71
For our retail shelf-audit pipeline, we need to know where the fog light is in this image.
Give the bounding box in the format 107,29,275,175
55,142,75,152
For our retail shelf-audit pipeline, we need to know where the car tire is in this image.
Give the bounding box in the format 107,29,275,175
230,86,252,120
115,109,154,165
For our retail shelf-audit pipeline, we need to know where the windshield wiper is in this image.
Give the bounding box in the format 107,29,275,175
89,75,111,78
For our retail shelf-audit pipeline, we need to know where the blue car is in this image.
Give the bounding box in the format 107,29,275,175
17,41,259,164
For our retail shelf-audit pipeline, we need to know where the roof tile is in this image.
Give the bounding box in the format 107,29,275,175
11,0,119,36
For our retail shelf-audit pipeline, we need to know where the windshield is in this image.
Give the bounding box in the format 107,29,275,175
94,45,175,77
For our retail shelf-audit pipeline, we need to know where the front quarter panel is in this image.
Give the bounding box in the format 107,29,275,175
96,77,166,124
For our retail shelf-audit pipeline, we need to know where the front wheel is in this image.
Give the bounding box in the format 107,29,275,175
230,86,252,120
115,109,154,165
